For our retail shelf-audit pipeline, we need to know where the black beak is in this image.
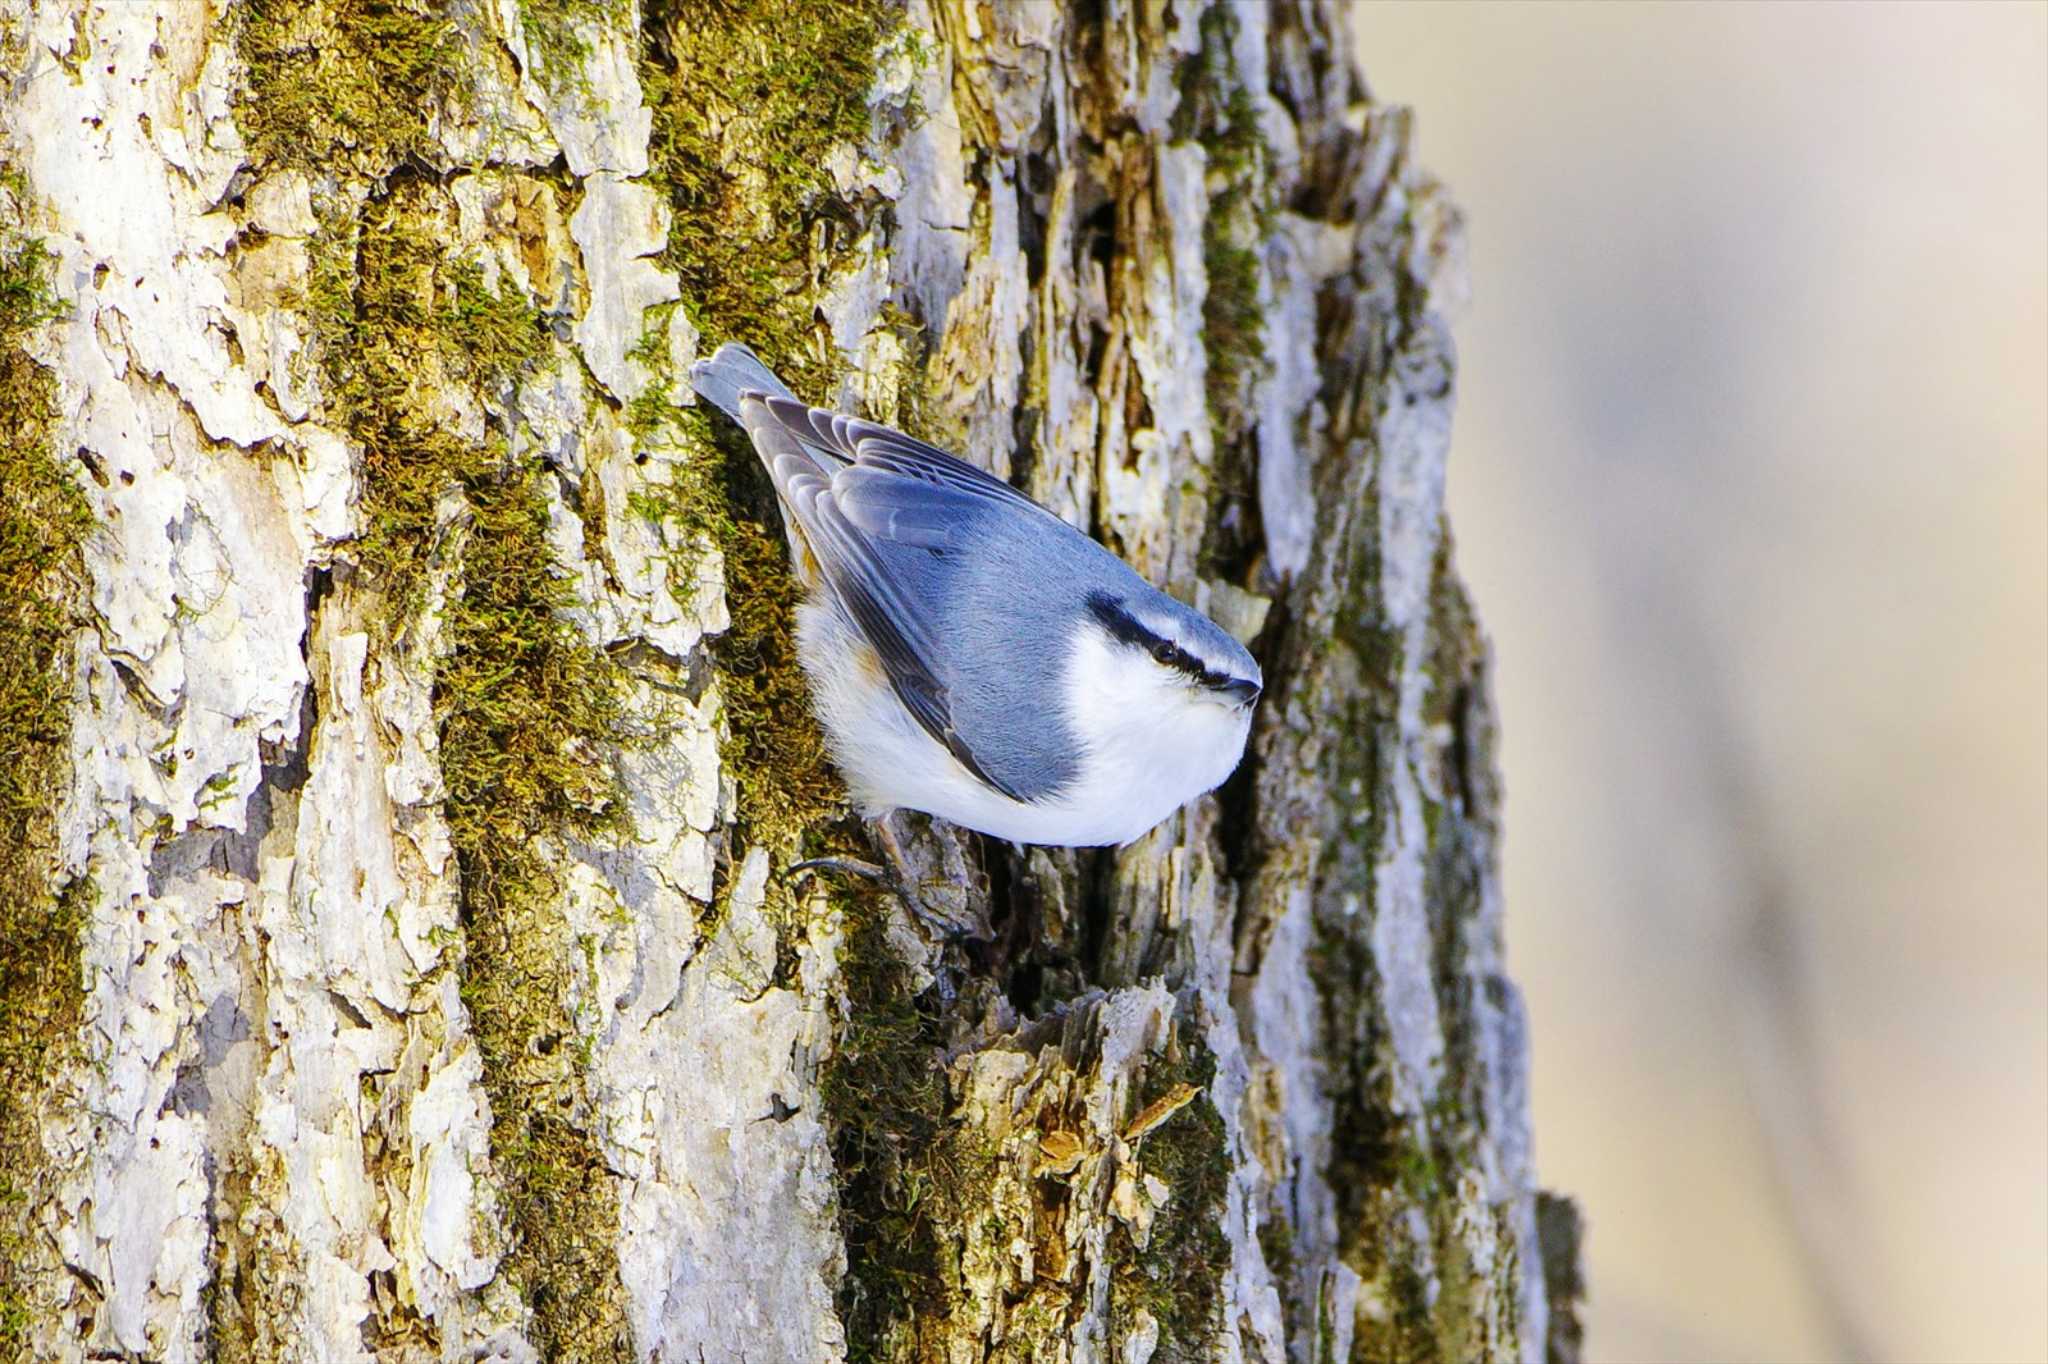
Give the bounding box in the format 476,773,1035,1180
1218,678,1262,708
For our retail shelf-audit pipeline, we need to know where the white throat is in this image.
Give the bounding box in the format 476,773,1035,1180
1058,623,1254,844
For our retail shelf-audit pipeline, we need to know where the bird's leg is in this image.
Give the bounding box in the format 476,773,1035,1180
870,818,918,897
788,819,971,942
786,821,927,913
788,816,981,950
873,816,983,938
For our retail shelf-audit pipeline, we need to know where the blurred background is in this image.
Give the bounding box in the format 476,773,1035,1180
1352,6,2047,1363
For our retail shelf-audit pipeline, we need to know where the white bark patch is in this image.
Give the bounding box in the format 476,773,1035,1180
885,0,977,330
569,174,678,404
584,847,848,1361
509,5,652,179
932,166,1031,482
1256,214,1328,581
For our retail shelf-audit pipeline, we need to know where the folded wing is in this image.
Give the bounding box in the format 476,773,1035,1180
693,345,1041,802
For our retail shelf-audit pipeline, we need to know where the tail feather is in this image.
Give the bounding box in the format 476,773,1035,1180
689,342,797,424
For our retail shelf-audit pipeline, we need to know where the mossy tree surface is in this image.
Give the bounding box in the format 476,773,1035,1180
234,1,641,1353
0,0,1576,1360
634,0,909,858
305,184,637,1357
0,169,93,1357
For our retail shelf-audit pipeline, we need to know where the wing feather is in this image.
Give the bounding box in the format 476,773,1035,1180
751,394,1043,511
729,386,1035,801
796,482,1026,799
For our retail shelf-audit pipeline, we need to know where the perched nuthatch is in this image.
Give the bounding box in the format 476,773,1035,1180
691,343,1262,848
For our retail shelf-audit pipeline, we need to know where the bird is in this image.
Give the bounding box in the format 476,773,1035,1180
689,342,1262,849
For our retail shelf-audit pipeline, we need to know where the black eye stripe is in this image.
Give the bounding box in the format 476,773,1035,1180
1086,591,1247,693
1086,590,1150,649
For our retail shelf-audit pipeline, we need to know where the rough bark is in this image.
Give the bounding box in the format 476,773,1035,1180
0,1,1579,1361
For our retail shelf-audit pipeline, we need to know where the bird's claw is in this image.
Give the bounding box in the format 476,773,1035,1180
787,855,889,882
787,829,971,945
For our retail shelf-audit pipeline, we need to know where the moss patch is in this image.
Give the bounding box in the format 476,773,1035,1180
1176,3,1271,589
818,905,987,1360
239,0,639,1346
1306,487,1525,1357
1175,3,1270,438
627,396,843,859
630,6,1036,1349
642,0,896,366
1111,1038,1232,1359
0,182,92,1356
304,181,635,1358
1300,436,1449,1358
516,0,622,95
242,0,921,1349
631,0,909,868
235,0,462,175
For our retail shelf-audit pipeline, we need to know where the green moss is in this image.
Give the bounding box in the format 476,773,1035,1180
630,10,1023,1348
241,0,640,1337
642,0,897,368
0,182,92,1358
1261,1208,1302,1348
1175,3,1271,588
1204,228,1263,417
235,0,462,175
629,0,907,868
819,905,966,1359
1175,4,1270,438
243,0,934,1349
516,0,623,94
1308,511,1523,1358
303,198,553,619
1112,1038,1232,1358
1310,848,1452,1362
0,235,66,335
629,400,842,855
1307,481,1443,1359
307,183,633,1359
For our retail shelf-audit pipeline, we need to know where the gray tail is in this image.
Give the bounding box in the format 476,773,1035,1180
689,342,798,424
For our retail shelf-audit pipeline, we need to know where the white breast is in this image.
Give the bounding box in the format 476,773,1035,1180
793,602,1251,847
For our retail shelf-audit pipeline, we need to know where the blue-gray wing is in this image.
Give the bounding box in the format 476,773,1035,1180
730,388,1042,801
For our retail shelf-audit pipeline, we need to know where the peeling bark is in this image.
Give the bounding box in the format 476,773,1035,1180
0,1,1579,1361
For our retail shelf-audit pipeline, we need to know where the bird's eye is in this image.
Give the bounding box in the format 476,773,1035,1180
1152,640,1176,665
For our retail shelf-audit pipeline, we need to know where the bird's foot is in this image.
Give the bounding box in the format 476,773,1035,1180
871,818,981,943
787,855,889,882
786,824,971,944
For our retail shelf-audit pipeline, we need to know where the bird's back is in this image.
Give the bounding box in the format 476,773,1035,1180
690,343,1100,801
892,508,1125,800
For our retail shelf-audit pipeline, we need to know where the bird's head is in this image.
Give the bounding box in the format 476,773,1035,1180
1055,586,1263,824
1080,589,1263,712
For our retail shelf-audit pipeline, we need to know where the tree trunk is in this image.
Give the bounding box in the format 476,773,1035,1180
0,1,1581,1361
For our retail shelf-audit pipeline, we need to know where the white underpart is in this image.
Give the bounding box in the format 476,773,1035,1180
796,605,1252,846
